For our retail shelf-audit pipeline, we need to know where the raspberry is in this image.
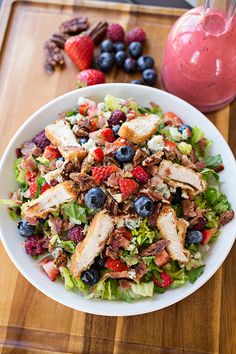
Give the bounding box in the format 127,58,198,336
101,128,116,143
24,235,49,256
107,23,125,42
119,178,139,198
92,147,104,162
67,225,85,243
131,166,150,184
153,272,173,288
127,27,146,44
108,110,126,127
33,130,50,150
92,165,120,184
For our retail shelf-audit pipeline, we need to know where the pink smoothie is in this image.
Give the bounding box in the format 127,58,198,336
162,7,236,112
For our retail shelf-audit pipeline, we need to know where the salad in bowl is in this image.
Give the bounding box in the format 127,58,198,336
0,93,234,303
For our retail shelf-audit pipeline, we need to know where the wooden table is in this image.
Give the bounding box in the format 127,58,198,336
0,1,235,353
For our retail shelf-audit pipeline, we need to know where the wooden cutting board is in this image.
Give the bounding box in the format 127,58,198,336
0,1,235,353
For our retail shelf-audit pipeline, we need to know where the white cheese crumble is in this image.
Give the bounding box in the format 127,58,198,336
181,190,189,199
81,138,96,153
182,129,189,140
128,270,136,279
126,244,136,252
125,218,141,230
72,124,78,133
194,252,201,260
147,135,164,153
169,127,183,142
155,182,171,198
103,111,111,120
97,102,105,110
44,170,63,184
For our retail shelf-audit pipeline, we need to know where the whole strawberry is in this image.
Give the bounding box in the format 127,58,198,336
107,23,125,42
65,35,94,70
77,69,105,87
127,27,146,44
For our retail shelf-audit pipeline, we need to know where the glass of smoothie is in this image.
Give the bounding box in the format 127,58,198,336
161,0,236,113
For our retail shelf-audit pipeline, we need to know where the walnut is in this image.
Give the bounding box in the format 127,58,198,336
69,172,96,192
59,17,89,35
54,250,67,268
104,195,119,216
133,148,149,167
86,21,108,44
61,161,76,180
50,32,69,49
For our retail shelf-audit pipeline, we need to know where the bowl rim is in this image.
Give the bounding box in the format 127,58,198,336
0,83,235,316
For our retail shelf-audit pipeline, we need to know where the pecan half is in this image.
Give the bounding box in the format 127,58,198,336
219,210,234,226
59,16,89,35
50,32,69,49
140,240,170,257
104,194,119,216
54,249,67,268
133,148,149,167
86,21,108,44
43,40,65,73
142,151,164,167
69,172,96,192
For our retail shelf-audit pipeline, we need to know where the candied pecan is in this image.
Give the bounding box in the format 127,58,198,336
174,147,183,160
121,199,133,214
50,32,69,49
54,249,67,268
133,148,149,167
142,151,164,167
148,203,162,226
147,165,159,176
181,155,196,169
163,148,176,161
69,172,96,192
189,148,198,164
61,161,76,180
75,127,89,138
104,194,119,216
140,240,170,257
43,40,65,72
86,21,108,44
59,16,89,35
219,210,234,226
194,160,206,171
182,200,203,219
135,261,148,282
106,228,131,259
214,163,224,172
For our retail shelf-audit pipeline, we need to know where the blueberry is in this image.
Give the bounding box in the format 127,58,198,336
186,230,203,244
128,41,143,58
134,196,155,217
84,187,106,209
172,187,182,205
131,79,144,85
81,266,100,285
142,69,157,85
79,137,88,145
113,42,125,52
17,220,35,237
123,57,136,73
94,256,107,270
137,55,154,72
115,51,127,66
100,39,114,53
98,52,114,72
178,124,192,133
115,145,135,163
112,124,121,138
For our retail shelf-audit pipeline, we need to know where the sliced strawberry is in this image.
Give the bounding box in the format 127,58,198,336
92,147,104,163
90,117,99,132
154,250,170,267
164,140,176,152
26,171,38,183
43,145,61,161
29,181,38,199
119,178,139,198
79,103,89,115
201,229,216,245
92,165,120,184
164,112,183,127
40,183,51,195
153,271,173,288
105,258,129,272
131,166,150,184
42,260,60,281
101,128,116,143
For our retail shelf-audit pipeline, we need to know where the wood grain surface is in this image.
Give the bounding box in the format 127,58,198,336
0,1,235,353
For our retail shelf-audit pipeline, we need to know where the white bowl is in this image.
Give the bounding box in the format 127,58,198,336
0,84,235,316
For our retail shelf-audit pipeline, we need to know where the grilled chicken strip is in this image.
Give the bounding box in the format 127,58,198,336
158,160,206,194
157,206,189,263
45,119,87,162
22,181,77,220
70,210,114,278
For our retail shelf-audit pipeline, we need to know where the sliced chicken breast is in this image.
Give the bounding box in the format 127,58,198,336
118,114,160,144
22,181,77,219
157,206,189,263
45,119,87,162
158,160,206,193
70,210,114,278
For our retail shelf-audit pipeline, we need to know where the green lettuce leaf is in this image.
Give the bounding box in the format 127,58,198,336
9,208,20,220
60,240,76,253
73,277,90,295
204,154,222,169
154,285,166,294
188,265,205,283
0,199,19,207
204,187,219,205
132,219,159,245
60,267,74,290
131,281,154,297
62,203,88,224
202,168,220,189
35,175,46,198
120,254,139,266
14,157,27,188
95,279,118,300
191,126,205,145
205,211,219,228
